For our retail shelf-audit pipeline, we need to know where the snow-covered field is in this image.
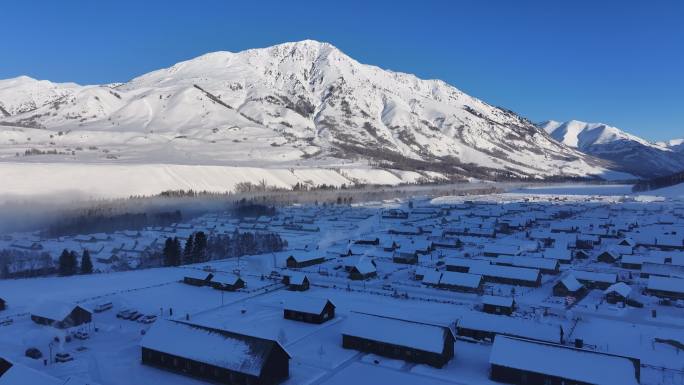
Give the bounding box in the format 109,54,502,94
0,161,433,199
1,186,684,385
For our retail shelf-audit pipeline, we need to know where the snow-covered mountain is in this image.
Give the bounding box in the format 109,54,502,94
0,40,625,182
657,138,684,153
540,120,684,178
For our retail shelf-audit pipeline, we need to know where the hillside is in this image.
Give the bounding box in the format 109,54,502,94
540,120,684,178
0,40,627,188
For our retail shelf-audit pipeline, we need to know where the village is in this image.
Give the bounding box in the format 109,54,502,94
1,186,684,385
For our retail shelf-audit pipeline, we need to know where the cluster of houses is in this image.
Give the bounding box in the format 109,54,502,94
4,197,684,385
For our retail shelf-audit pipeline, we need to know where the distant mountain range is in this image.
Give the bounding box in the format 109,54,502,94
540,120,684,178
0,40,631,183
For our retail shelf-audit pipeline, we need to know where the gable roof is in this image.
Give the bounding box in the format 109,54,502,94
284,296,334,315
481,295,514,308
558,275,583,292
604,282,632,298
648,276,684,294
457,312,561,344
31,301,90,322
439,271,482,288
0,358,62,385
141,320,289,377
489,336,639,385
342,312,453,354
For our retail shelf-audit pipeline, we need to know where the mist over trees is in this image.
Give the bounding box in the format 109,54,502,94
46,210,182,237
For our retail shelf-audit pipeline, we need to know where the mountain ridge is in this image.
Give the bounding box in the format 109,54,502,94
0,40,630,181
540,119,684,178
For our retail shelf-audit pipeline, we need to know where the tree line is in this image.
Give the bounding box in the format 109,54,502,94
162,230,287,266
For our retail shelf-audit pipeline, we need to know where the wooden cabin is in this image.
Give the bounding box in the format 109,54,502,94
210,273,245,291
282,273,310,291
342,313,455,368
481,295,515,316
646,276,684,300
31,302,92,329
141,320,290,385
348,259,377,280
552,275,586,300
183,272,214,287
489,336,640,385
285,254,325,269
283,297,335,324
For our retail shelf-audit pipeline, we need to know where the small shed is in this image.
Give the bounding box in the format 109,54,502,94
282,273,310,291
604,282,632,304
597,249,619,263
348,258,377,280
183,272,214,287
392,251,418,265
481,295,515,315
552,275,586,298
210,273,245,291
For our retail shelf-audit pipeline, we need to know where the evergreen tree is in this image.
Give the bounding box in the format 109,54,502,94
80,249,93,274
69,251,79,275
193,231,208,262
162,237,174,266
58,249,77,276
183,234,195,265
172,237,182,266
58,249,71,276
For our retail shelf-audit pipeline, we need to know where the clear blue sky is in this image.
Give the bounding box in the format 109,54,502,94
2,0,682,141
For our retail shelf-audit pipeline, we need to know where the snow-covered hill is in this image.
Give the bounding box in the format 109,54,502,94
540,120,684,178
0,40,627,188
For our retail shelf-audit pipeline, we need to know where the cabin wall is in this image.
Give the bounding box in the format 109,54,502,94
342,334,450,368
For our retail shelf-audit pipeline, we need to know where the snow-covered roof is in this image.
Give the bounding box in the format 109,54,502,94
648,276,684,294
31,301,90,321
604,282,632,298
439,271,482,288
286,272,307,285
571,270,617,284
421,270,442,285
141,320,288,376
287,253,323,263
211,272,242,285
489,336,639,385
558,275,583,292
352,258,376,274
342,313,452,354
483,244,521,256
0,358,63,385
457,312,561,343
496,255,558,271
444,257,490,270
481,295,514,308
469,264,540,283
283,296,333,314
